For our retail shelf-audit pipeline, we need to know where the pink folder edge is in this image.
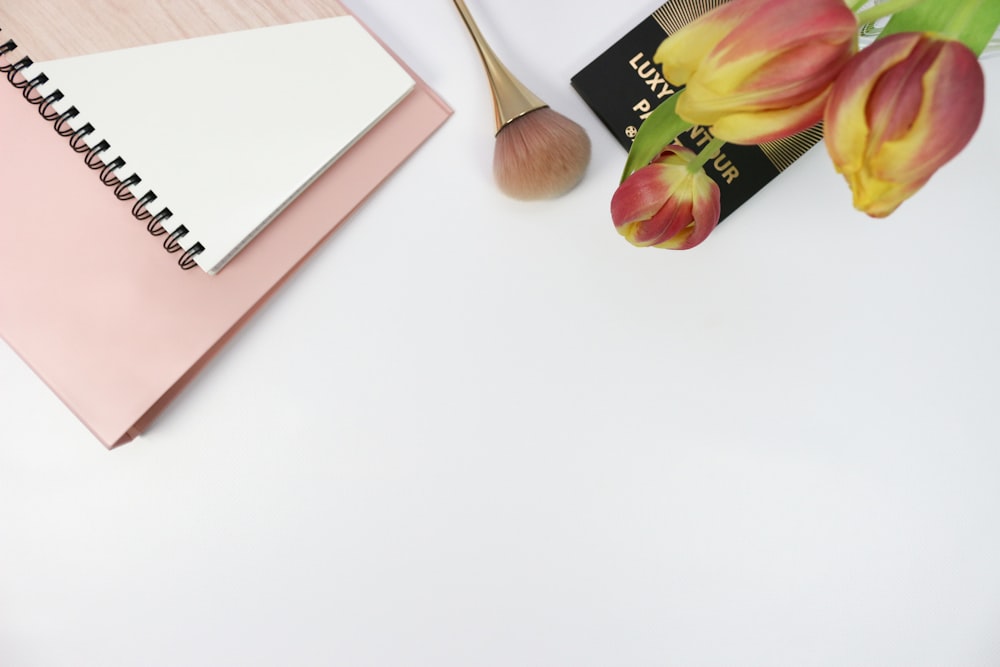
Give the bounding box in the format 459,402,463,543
0,22,451,448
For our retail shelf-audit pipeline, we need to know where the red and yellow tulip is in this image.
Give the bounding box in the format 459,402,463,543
653,0,858,144
611,145,721,250
824,31,985,217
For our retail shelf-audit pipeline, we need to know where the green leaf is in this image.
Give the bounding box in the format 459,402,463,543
880,0,1000,56
620,92,694,183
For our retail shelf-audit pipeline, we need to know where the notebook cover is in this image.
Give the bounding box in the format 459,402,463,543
0,3,451,448
571,0,823,221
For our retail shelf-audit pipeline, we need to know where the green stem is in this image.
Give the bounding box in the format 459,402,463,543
687,136,726,174
855,0,924,26
847,0,868,11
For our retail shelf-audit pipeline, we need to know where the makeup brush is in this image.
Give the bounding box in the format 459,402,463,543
451,0,591,200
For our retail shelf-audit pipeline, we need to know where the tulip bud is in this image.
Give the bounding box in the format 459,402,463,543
653,0,857,144
824,32,985,217
611,145,721,249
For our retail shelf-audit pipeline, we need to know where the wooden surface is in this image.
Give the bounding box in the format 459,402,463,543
0,0,346,61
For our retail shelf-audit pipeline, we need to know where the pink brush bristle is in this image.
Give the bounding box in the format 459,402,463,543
493,107,591,200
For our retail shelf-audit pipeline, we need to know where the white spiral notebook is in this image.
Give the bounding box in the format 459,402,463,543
0,0,452,447
14,16,414,273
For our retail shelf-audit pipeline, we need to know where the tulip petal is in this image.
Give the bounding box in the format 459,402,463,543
824,32,985,217
652,1,756,85
711,0,857,64
610,163,675,228
631,185,694,245
693,83,831,144
655,175,721,249
872,40,983,184
609,145,721,249
655,0,857,143
824,35,918,175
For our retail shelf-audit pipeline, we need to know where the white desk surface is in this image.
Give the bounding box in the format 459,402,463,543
3,1,1000,665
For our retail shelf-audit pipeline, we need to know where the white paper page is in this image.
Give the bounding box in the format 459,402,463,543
27,17,414,273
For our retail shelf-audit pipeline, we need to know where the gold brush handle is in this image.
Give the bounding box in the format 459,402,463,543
451,0,547,133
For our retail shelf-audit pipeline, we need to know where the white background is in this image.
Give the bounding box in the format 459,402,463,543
3,1,1000,665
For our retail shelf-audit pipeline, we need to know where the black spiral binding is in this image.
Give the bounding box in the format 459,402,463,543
0,33,204,270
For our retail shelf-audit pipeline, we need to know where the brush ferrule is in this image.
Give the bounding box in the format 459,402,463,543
484,61,547,134
451,0,548,132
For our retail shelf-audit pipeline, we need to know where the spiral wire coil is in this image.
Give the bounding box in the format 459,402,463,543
0,33,204,270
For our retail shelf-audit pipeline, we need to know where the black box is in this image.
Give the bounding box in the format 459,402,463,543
572,0,823,221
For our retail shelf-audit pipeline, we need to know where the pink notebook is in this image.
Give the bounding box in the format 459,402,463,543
0,3,450,447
